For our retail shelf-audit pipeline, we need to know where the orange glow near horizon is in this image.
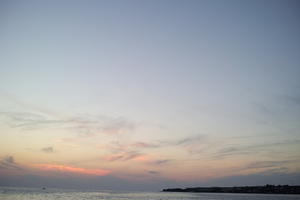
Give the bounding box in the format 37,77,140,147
34,164,110,176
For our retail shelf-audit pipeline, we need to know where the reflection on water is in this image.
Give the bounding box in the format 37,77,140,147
0,187,299,200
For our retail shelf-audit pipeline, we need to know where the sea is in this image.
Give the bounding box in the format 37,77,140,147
0,187,299,200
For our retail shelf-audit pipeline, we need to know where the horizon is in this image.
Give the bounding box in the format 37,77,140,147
1,183,300,192
0,0,300,191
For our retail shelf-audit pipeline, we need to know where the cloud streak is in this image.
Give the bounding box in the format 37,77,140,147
150,159,172,165
147,170,159,175
105,151,147,162
0,111,135,136
245,160,298,171
0,111,68,130
214,139,300,159
131,142,160,148
33,164,110,176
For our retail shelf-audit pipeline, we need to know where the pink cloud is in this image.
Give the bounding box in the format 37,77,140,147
33,164,110,176
132,155,151,162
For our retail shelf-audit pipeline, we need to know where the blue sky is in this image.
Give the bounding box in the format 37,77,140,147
0,0,300,191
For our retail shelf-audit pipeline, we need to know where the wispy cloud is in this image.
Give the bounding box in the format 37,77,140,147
215,146,253,158
103,141,172,164
0,111,135,136
106,135,207,159
150,159,172,165
131,142,160,148
67,115,135,136
230,160,299,175
105,140,162,155
101,118,135,135
105,151,147,162
172,134,207,154
0,111,68,130
176,135,205,146
214,139,300,159
41,147,54,153
246,160,294,169
0,156,21,170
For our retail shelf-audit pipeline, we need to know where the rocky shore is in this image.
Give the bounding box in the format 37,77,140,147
162,185,300,194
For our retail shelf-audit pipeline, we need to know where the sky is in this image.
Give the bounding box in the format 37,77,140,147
0,0,300,191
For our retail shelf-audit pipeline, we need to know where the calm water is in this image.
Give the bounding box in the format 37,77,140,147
0,187,299,200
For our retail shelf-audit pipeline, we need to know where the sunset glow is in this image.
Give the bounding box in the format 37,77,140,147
0,0,300,191
33,164,110,176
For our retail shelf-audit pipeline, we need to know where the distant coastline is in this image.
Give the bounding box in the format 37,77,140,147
162,185,300,194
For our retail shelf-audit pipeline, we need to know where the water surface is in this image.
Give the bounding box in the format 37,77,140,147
0,187,299,200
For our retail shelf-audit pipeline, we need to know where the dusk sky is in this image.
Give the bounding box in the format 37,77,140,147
0,0,300,191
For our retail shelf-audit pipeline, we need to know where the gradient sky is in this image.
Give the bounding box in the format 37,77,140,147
0,0,300,191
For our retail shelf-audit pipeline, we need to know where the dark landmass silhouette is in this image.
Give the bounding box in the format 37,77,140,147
162,184,300,194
